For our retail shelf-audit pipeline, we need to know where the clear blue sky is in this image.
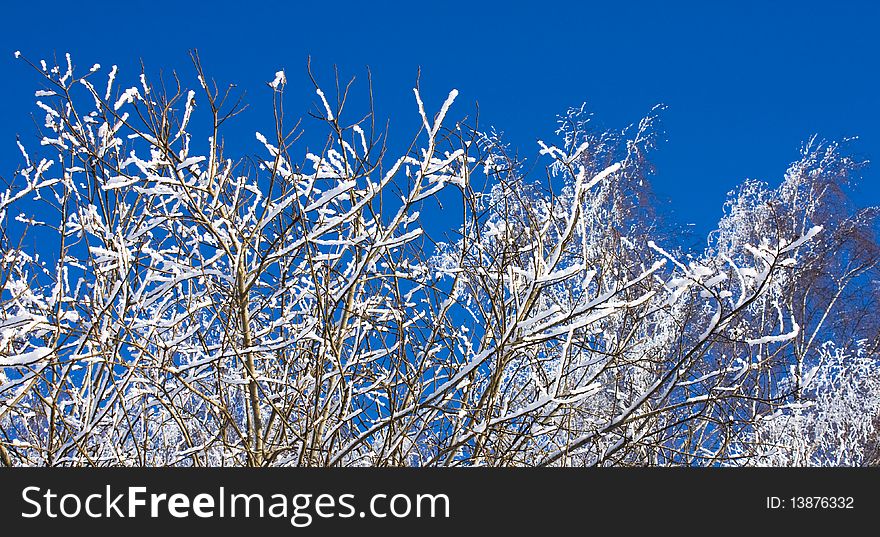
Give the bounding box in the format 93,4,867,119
1,0,877,242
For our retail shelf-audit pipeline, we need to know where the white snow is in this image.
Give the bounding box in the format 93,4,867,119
304,180,355,212
102,175,139,190
316,88,334,120
114,87,140,111
105,65,118,100
781,225,823,253
269,70,286,89
176,156,206,170
1,347,52,366
746,321,800,346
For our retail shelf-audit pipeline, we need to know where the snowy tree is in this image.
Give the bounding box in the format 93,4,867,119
0,53,877,466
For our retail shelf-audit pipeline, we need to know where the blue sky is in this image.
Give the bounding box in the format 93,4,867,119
1,0,877,243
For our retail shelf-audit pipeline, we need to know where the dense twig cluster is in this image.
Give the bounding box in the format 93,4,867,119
1,54,878,466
